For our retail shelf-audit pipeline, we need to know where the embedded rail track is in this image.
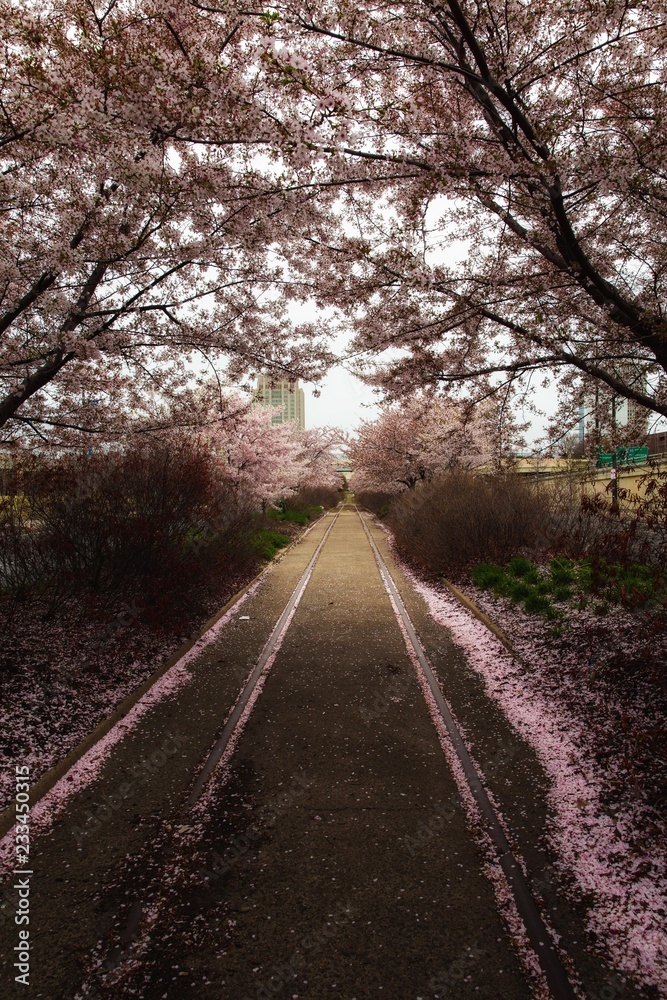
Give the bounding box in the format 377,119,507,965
2,504,582,999
185,511,340,807
355,509,576,1000
178,505,574,997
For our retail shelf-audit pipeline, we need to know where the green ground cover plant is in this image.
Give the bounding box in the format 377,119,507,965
267,505,323,526
251,529,291,561
471,555,667,616
281,509,311,525
471,561,558,619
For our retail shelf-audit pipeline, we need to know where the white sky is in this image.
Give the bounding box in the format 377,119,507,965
302,365,557,446
303,365,379,433
290,349,667,449
284,298,382,434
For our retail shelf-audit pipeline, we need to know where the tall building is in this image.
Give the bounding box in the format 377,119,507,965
579,385,648,446
256,376,305,429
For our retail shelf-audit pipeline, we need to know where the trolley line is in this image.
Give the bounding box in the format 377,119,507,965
356,508,577,1000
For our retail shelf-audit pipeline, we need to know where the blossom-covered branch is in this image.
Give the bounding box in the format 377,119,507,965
269,0,667,416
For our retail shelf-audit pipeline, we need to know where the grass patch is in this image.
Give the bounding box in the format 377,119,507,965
508,556,536,579
471,563,506,590
507,580,533,603
267,504,324,526
471,554,667,615
574,559,665,607
252,529,290,561
281,509,310,525
550,557,575,586
524,593,559,618
553,585,573,602
471,560,559,618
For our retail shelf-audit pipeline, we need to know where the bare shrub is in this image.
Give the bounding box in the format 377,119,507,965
285,486,341,511
0,480,41,600
355,491,396,518
388,472,547,575
547,468,667,566
0,437,257,612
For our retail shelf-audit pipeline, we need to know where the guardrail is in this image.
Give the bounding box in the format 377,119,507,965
510,453,667,481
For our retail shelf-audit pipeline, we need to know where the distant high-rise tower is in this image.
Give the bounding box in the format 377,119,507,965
580,373,648,448
256,376,305,429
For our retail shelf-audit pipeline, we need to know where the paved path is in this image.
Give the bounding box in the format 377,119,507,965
0,509,635,999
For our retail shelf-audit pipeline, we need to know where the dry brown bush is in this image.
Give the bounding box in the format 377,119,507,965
355,491,396,518
547,471,667,566
0,437,258,613
285,486,341,511
388,472,548,575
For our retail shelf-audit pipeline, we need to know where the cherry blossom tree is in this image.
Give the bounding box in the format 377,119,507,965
9,0,666,444
0,0,333,446
349,395,499,492
205,404,298,507
266,0,667,418
546,370,653,460
293,425,347,489
216,412,346,504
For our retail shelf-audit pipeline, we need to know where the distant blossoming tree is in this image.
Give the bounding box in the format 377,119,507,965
206,400,343,506
349,395,499,492
294,426,347,490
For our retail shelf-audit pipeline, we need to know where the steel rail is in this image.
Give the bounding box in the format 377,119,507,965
74,511,342,999
356,509,577,1000
0,513,336,847
185,510,340,806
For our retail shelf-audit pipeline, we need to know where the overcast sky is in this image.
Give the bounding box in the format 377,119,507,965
303,365,379,433
302,361,562,447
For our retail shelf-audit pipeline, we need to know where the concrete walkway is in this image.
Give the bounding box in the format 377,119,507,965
0,510,633,999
